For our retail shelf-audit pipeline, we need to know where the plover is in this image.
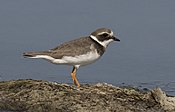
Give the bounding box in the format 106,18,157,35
23,28,120,87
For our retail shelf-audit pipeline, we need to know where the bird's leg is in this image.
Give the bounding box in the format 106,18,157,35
71,67,80,87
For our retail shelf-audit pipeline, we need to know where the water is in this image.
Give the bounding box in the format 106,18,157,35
0,0,175,96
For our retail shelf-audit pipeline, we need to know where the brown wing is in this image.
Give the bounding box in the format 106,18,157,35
49,37,93,59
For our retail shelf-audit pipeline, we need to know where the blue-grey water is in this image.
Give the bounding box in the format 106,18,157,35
0,0,175,95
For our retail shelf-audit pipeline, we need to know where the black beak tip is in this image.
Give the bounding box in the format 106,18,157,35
114,37,120,42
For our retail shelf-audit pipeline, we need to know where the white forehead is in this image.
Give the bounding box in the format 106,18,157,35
110,31,114,36
97,31,114,36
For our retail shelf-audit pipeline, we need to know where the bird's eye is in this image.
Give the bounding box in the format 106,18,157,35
102,33,108,37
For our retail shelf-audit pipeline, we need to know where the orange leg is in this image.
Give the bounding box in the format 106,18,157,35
71,67,80,87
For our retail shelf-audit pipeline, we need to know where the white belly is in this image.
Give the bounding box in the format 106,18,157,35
60,51,101,66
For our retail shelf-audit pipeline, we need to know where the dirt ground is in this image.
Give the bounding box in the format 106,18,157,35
0,79,175,112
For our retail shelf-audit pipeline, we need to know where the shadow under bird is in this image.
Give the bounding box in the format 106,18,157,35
23,28,120,87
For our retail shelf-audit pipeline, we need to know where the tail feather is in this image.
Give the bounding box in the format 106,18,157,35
23,51,51,58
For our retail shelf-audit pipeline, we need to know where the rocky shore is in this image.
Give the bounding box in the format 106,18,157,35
0,79,175,112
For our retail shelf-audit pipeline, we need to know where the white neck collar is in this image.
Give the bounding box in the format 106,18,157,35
90,35,106,48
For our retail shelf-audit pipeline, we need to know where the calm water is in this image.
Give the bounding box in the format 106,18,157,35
0,0,175,95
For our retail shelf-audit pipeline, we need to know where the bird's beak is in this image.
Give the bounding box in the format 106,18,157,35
113,36,120,42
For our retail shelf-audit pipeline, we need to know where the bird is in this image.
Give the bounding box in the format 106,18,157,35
23,28,120,87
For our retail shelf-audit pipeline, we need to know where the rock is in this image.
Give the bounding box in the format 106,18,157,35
0,79,175,112
152,88,175,111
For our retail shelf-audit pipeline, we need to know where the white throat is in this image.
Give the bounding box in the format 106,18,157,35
90,35,113,48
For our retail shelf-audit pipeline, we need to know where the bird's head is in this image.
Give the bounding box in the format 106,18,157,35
90,28,120,48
